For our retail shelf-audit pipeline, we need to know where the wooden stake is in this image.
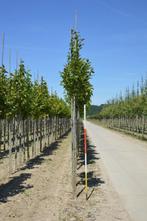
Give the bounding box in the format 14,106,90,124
74,10,78,30
84,104,88,200
16,50,19,70
9,120,12,175
71,97,77,198
1,32,5,66
8,49,11,74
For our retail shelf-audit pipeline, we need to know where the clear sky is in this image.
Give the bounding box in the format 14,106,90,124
0,0,147,105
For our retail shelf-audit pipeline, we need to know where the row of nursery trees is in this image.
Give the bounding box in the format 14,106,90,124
0,37,71,176
0,62,70,119
0,62,71,177
98,77,147,119
0,29,93,120
0,29,93,180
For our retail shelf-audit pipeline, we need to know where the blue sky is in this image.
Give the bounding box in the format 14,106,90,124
0,0,147,105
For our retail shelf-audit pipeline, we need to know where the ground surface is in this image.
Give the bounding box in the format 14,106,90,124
86,121,147,221
0,131,131,221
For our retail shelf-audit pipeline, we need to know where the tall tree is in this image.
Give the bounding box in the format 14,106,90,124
61,29,94,113
32,77,49,118
7,61,33,118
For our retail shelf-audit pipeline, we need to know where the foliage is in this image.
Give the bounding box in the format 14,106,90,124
87,104,105,118
0,61,70,119
32,77,50,118
61,29,94,114
98,77,147,119
7,61,33,118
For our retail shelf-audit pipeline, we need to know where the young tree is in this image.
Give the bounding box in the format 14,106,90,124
32,77,49,118
61,29,94,197
61,29,94,114
0,65,8,118
7,61,33,118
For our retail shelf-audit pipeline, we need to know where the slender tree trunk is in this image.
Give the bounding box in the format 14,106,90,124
71,97,77,198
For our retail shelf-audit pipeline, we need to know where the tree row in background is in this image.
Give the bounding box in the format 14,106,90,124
96,77,147,138
98,77,147,119
0,61,70,119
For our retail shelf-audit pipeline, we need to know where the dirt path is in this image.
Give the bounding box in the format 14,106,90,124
86,121,147,221
0,132,131,221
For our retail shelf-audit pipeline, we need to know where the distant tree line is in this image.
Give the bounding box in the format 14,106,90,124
87,104,105,118
94,77,147,138
98,77,147,119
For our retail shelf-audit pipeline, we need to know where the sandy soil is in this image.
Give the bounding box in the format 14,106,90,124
0,132,131,221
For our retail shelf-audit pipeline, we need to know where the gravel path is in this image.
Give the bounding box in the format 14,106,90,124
86,121,147,221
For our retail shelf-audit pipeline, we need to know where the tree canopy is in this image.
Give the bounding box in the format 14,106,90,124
98,77,147,119
0,61,70,119
61,29,94,113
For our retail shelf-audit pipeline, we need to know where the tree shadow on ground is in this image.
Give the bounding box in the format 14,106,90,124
0,173,33,203
0,129,70,162
77,128,105,199
21,131,70,170
77,171,105,188
0,130,70,203
77,131,100,170
0,146,17,160
0,149,9,160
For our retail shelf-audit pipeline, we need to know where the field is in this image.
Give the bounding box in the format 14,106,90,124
0,132,131,221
